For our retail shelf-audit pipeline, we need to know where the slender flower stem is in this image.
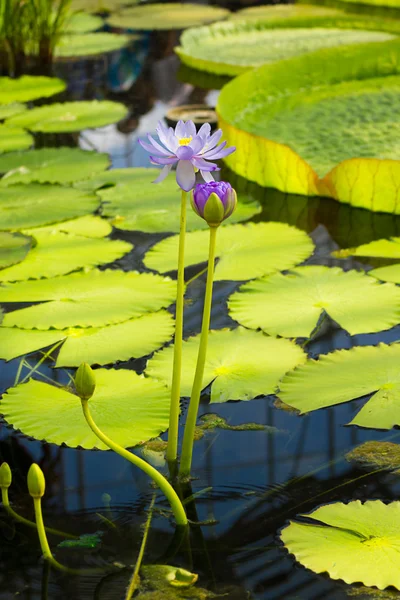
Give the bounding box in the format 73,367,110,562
179,226,218,479
33,497,53,561
80,399,188,527
125,494,155,600
167,189,187,465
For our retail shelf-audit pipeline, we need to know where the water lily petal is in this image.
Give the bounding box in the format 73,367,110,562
205,129,223,150
185,120,196,138
166,127,179,152
203,144,235,160
153,164,173,183
176,145,195,160
150,155,177,165
139,138,168,157
189,134,206,155
192,157,219,171
176,160,196,191
197,123,211,139
175,120,186,139
156,121,173,151
202,141,227,158
147,134,171,156
200,170,215,183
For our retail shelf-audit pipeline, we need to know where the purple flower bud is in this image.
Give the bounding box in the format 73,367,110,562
191,181,237,227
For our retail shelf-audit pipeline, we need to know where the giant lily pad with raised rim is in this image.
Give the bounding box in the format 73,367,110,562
281,500,400,590
0,269,177,329
0,232,32,269
0,232,132,282
0,76,65,104
278,343,400,429
0,148,110,185
0,310,174,366
0,369,171,449
107,3,229,30
228,266,400,338
5,101,128,133
26,215,112,238
0,184,100,230
55,33,131,58
0,126,33,154
146,327,306,403
144,222,314,281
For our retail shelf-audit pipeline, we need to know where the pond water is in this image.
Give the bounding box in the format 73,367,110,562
2,22,400,600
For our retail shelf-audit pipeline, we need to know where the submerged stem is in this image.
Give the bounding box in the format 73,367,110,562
179,226,218,479
125,494,156,600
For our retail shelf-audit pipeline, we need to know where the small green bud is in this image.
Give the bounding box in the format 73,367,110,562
0,463,12,489
166,566,198,588
74,362,96,400
27,464,45,499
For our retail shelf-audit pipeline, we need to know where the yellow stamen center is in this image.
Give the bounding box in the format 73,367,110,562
179,136,192,146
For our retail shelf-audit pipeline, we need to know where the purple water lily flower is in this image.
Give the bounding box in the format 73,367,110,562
191,181,237,227
138,120,235,192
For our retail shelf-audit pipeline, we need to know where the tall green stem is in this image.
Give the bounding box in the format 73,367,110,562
167,189,187,465
80,400,188,527
179,226,218,479
33,497,53,561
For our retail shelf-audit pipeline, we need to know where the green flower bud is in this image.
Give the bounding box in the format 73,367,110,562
74,362,96,400
0,463,12,489
27,464,45,499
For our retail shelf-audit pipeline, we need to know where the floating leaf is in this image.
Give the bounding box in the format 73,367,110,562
107,3,229,30
0,369,171,449
1,269,177,329
0,232,132,282
228,266,400,337
63,12,103,33
280,500,400,590
0,126,33,154
279,343,400,429
0,104,27,120
0,148,110,185
0,310,174,366
144,222,313,281
0,184,99,230
146,327,306,403
335,237,400,260
0,232,32,269
0,76,65,104
55,33,131,57
345,441,400,473
339,0,400,8
70,0,132,13
26,215,112,238
5,101,128,133
229,4,342,21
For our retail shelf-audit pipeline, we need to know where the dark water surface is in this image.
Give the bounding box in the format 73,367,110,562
2,24,400,600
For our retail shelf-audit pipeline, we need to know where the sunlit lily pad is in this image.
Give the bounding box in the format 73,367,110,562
5,101,128,133
335,237,400,259
0,184,99,230
228,266,400,337
0,369,171,449
70,0,131,13
0,232,132,282
144,222,313,281
0,148,110,185
280,500,400,590
0,76,65,104
279,343,400,429
1,269,177,329
0,126,33,154
339,0,400,8
64,12,103,33
77,168,260,232
0,232,32,269
146,327,306,403
107,3,229,30
0,310,174,366
229,4,342,21
55,33,131,57
0,104,27,120
26,215,112,238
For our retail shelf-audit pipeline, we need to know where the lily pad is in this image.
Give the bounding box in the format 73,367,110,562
107,3,229,30
70,0,132,13
0,184,100,230
228,266,400,338
335,237,400,260
77,168,261,233
0,369,171,449
64,12,103,33
0,310,174,366
0,232,32,269
229,4,342,21
339,0,400,8
1,269,177,329
55,33,131,58
5,101,128,133
345,441,400,473
26,215,112,238
278,343,400,429
144,222,314,281
280,500,400,590
0,104,27,120
0,76,65,104
146,327,306,403
0,126,33,154
0,231,132,282
0,148,110,185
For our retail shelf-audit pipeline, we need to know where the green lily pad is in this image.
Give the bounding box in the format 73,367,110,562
1,268,177,329
144,222,314,281
70,0,132,13
0,369,171,449
345,441,400,473
26,215,112,238
5,101,128,133
278,343,400,429
228,266,400,338
0,310,174,366
0,231,132,282
76,168,261,233
229,4,342,21
0,184,100,230
146,327,306,403
0,104,27,120
0,126,33,154
107,3,229,30
0,148,110,185
64,12,103,33
55,33,131,58
0,232,32,269
339,0,400,8
0,76,65,104
335,237,400,259
280,500,400,590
